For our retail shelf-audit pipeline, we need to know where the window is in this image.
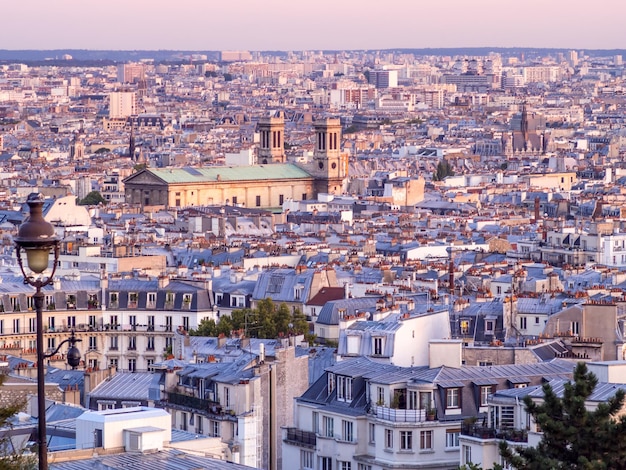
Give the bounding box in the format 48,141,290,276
535,316,540,324
337,376,352,402
147,336,155,350
420,430,433,450
28,318,36,333
385,428,393,449
109,292,119,307
129,315,137,329
373,337,383,355
88,315,96,329
47,337,55,350
110,358,118,368
320,457,332,470
67,316,76,328
232,196,237,205
446,430,460,448
323,416,334,438
368,423,375,444
463,445,472,465
180,412,188,431
571,321,580,336
128,336,136,350
89,336,97,350
224,387,231,408
358,465,372,470
485,320,494,333
147,293,157,308
279,194,284,205
520,317,527,330
446,388,460,408
183,316,190,330
377,386,385,405
128,359,136,372
128,292,138,307
408,390,418,409
460,319,470,334
13,319,20,334
300,450,314,470
400,430,413,450
110,335,119,350
312,411,319,433
147,315,155,331
342,420,353,442
146,358,154,370
339,462,351,470
255,195,261,207
196,416,203,434
165,316,173,332
419,391,432,410
491,405,515,428
48,317,55,330
208,420,220,437
328,373,335,394
480,386,491,406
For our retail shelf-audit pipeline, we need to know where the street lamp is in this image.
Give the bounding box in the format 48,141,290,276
14,193,77,470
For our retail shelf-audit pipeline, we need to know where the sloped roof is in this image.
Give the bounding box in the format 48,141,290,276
136,164,312,184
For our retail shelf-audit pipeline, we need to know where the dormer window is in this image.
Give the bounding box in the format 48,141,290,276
294,285,304,300
337,375,353,402
110,292,119,308
128,292,138,308
328,372,335,395
373,337,384,355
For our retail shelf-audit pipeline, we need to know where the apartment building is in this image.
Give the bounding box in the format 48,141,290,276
283,354,572,470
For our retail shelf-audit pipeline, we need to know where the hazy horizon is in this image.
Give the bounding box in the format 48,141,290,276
2,0,624,51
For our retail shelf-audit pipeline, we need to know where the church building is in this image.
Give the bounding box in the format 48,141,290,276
123,117,348,210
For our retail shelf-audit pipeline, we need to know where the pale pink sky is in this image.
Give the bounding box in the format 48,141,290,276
3,0,625,50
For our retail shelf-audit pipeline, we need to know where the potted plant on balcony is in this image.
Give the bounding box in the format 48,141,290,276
426,407,436,421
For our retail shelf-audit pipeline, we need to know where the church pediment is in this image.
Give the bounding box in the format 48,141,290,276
122,170,167,186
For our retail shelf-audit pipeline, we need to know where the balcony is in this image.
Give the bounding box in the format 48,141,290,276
166,392,225,415
369,405,431,423
461,424,527,443
283,428,316,448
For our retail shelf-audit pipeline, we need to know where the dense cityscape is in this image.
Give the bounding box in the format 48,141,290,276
1,46,626,469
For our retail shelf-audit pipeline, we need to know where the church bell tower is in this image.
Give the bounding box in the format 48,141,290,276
312,118,347,195
258,112,286,164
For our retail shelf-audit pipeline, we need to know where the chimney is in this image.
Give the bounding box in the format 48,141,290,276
158,275,170,289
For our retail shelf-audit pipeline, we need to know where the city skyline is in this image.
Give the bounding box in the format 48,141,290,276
2,0,625,52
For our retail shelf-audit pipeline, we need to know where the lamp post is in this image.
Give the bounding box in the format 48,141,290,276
14,193,80,470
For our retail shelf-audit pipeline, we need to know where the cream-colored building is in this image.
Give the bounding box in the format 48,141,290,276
123,118,348,209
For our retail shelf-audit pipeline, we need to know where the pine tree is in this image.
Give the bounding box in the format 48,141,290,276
500,362,626,470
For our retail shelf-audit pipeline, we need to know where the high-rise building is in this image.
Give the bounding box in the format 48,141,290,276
368,69,398,89
109,92,136,119
117,63,146,84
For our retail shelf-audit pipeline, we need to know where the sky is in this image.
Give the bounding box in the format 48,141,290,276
2,0,625,51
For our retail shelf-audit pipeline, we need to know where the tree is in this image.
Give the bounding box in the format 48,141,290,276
433,159,455,181
499,362,626,470
0,375,37,469
190,318,218,336
78,191,106,206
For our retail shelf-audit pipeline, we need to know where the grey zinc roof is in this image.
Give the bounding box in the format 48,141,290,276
147,163,311,184
49,448,255,470
89,372,154,401
252,267,313,302
316,297,379,325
